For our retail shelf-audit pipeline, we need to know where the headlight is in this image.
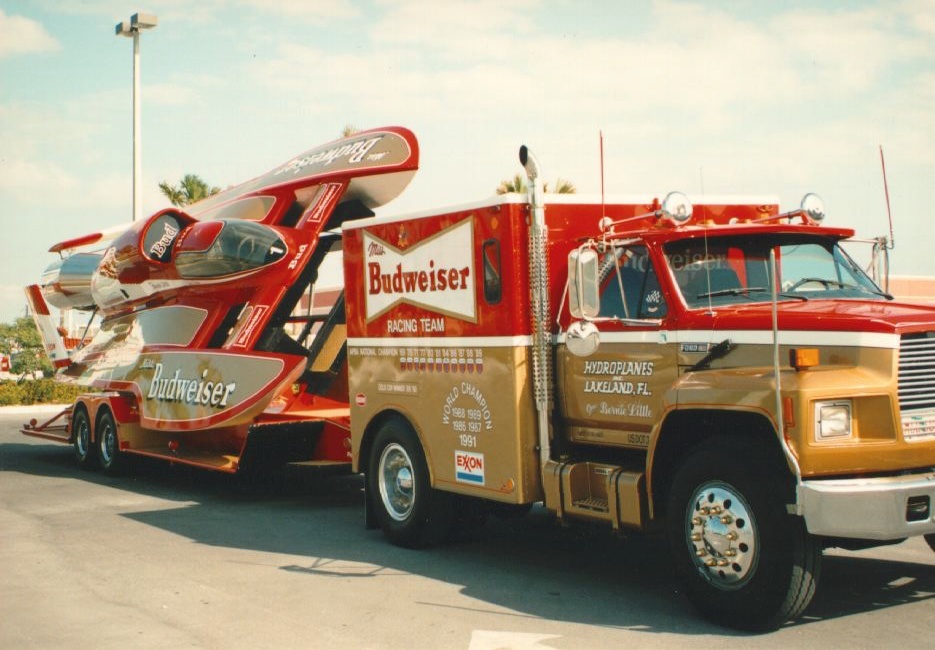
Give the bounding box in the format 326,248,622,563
661,191,693,225
800,193,825,223
815,400,852,441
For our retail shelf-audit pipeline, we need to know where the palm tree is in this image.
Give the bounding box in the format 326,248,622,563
496,174,576,195
497,173,528,194
550,177,576,194
158,174,221,207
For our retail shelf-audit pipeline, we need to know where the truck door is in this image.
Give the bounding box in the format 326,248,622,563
558,243,676,450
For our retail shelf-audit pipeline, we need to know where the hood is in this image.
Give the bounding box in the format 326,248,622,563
682,299,935,335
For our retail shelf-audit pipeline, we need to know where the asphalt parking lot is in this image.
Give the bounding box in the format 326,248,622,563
2,407,934,649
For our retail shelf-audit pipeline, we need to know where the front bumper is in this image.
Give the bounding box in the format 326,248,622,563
798,469,935,540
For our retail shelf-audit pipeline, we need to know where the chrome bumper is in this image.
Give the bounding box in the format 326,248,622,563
798,469,935,540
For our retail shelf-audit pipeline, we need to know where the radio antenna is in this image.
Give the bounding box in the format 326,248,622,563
600,130,606,222
879,145,895,250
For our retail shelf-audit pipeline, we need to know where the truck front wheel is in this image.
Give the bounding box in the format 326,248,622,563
666,445,821,631
368,418,452,548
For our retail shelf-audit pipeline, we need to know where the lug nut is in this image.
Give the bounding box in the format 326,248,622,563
691,533,702,542
692,517,703,526
720,515,733,524
696,548,708,557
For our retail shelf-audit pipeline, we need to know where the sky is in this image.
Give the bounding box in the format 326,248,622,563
1,0,933,325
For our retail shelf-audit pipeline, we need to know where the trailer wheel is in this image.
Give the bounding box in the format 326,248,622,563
666,444,821,631
368,418,452,548
96,410,124,476
72,407,96,470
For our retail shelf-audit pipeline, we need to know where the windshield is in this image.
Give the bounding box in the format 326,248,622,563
597,243,667,320
664,234,886,309
176,221,287,278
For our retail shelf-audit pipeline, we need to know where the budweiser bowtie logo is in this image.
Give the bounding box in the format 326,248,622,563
363,218,476,322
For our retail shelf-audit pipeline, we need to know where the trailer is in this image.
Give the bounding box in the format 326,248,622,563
23,127,418,474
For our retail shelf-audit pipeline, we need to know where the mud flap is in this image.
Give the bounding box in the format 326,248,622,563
364,478,379,529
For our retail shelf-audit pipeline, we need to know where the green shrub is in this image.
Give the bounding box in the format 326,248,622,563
0,379,83,406
0,382,25,406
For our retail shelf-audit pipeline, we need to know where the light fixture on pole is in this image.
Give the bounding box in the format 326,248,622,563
115,12,158,222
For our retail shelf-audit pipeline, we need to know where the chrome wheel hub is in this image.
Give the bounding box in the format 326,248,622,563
378,443,415,522
75,418,90,457
685,481,759,589
100,422,116,463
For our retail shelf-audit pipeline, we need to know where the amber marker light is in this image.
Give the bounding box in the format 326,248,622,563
783,396,795,428
790,348,819,370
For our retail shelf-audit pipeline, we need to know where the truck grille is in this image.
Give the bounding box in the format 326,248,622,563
898,333,935,441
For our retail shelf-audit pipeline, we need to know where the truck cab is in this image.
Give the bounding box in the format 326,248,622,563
344,159,935,631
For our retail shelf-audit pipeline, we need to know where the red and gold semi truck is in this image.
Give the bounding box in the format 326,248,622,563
24,132,935,630
343,145,935,630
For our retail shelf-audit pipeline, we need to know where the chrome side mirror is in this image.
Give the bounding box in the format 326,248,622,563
566,321,600,357
568,247,600,319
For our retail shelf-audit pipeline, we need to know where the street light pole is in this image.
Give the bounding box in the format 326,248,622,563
116,12,157,222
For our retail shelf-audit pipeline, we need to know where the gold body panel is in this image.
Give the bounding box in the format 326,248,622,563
349,343,543,504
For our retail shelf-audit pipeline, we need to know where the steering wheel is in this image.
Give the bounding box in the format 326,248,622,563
236,236,259,262
788,277,840,291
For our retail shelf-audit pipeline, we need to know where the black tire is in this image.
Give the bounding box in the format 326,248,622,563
925,534,935,553
367,418,452,548
448,496,489,542
96,410,124,476
666,444,821,631
488,501,534,519
72,407,96,470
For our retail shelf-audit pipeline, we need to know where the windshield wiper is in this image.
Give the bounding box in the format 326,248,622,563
790,277,894,300
696,287,808,302
859,285,894,300
696,286,768,299
842,283,894,300
789,277,847,290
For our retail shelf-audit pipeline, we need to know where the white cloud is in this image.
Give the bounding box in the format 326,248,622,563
146,81,200,106
900,0,935,37
0,99,121,172
237,0,931,206
237,0,359,20
0,9,59,59
255,0,907,132
771,6,929,94
0,159,80,203
371,0,536,60
0,285,30,324
0,158,128,212
112,0,361,24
